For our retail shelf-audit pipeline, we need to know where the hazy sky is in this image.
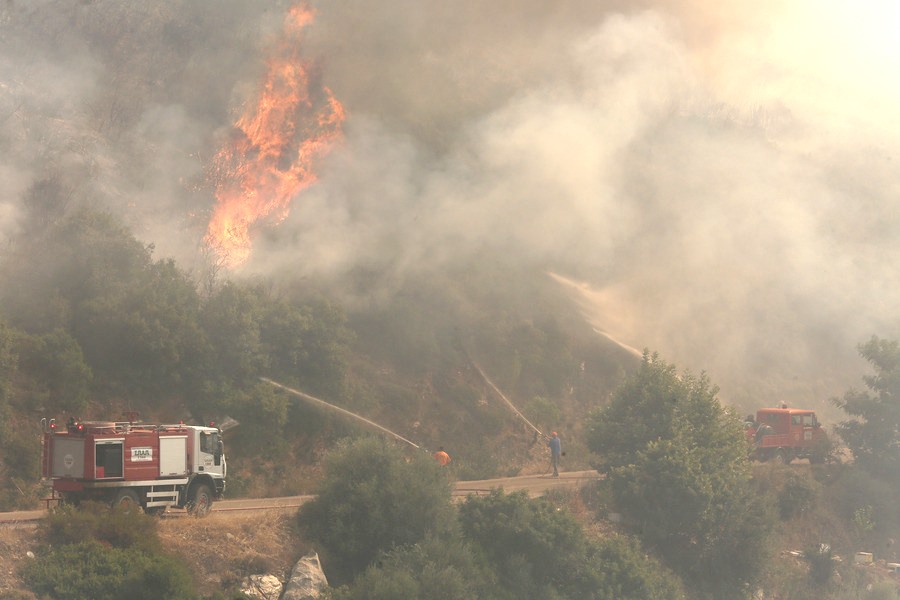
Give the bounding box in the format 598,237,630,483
2,0,899,411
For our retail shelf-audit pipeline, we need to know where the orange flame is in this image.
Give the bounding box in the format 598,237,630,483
205,4,344,267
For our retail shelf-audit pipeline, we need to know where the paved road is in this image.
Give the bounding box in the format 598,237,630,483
0,470,601,524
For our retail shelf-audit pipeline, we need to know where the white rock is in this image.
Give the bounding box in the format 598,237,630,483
282,552,329,600
240,574,283,600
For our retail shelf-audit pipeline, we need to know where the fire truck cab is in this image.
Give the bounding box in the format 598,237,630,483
41,418,226,515
746,407,829,464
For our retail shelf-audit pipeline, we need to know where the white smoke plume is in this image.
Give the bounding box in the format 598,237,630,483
3,0,900,411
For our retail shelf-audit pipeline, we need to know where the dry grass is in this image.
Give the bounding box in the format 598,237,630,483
0,510,307,597
158,511,307,592
0,526,38,595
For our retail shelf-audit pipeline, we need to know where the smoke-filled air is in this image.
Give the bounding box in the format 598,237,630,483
2,0,900,412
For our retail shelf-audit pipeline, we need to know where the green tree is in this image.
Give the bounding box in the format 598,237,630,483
1,208,151,334
259,297,351,398
76,257,204,399
298,437,456,584
187,282,269,420
198,282,267,387
586,353,774,599
14,328,92,415
458,489,684,600
832,336,900,485
1,207,206,403
229,382,289,454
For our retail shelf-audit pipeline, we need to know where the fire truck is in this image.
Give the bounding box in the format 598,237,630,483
746,406,829,464
40,417,226,516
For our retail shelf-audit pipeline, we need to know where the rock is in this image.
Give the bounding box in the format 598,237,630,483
281,552,328,600
240,574,283,600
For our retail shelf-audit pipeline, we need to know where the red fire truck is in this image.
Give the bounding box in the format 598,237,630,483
746,406,829,464
40,417,226,516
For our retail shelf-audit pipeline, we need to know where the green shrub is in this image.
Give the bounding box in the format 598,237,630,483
804,543,835,587
21,539,195,600
298,437,456,584
458,489,684,600
778,470,820,520
587,536,686,600
329,536,488,600
40,502,161,552
459,489,586,599
0,417,44,510
824,465,899,540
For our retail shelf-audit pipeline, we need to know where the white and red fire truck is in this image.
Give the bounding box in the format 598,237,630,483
40,417,226,516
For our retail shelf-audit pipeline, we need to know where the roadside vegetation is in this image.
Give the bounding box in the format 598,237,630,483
19,504,199,600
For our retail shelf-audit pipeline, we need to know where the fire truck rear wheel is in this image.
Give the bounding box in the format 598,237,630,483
773,449,792,465
187,483,212,517
112,489,142,513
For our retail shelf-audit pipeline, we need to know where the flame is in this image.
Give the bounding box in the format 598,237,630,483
205,4,344,267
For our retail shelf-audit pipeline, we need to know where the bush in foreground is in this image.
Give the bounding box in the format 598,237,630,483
21,502,198,600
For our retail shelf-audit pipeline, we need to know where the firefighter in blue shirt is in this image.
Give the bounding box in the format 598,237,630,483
548,432,561,477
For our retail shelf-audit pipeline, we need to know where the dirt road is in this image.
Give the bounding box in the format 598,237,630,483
0,470,601,524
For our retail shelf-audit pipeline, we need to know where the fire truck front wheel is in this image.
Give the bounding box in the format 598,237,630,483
187,483,213,517
112,489,142,513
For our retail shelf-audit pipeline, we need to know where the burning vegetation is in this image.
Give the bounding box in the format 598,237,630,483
205,3,344,267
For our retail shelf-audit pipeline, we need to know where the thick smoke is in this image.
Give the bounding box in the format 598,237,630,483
3,1,900,410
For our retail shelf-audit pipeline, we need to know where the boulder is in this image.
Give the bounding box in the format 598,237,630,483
240,574,283,600
281,552,329,600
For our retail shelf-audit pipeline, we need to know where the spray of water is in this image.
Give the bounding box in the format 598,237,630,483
259,377,421,450
592,328,644,359
469,361,544,438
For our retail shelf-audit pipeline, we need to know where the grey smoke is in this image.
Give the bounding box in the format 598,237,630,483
3,1,899,413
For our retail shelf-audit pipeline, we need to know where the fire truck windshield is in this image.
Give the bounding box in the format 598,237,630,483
791,414,817,427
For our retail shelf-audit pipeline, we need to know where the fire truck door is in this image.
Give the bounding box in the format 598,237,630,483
159,436,188,476
51,437,85,478
198,431,224,475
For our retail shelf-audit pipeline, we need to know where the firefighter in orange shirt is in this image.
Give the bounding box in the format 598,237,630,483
433,446,451,466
